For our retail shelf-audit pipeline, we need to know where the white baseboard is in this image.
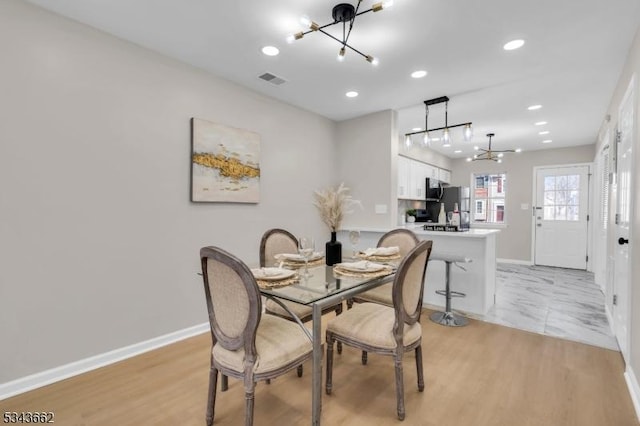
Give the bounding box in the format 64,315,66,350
625,366,640,423
0,322,210,401
497,258,533,265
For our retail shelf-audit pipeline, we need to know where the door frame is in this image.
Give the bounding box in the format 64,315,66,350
530,162,594,268
612,75,636,364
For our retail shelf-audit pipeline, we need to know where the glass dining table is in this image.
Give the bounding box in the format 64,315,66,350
259,263,396,426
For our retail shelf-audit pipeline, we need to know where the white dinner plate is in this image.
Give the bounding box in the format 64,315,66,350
251,267,296,281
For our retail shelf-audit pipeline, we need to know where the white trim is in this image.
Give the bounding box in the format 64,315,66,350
605,304,615,336
0,322,210,401
625,366,640,423
497,258,533,266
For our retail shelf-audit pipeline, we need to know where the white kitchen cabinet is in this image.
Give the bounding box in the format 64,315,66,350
398,156,433,200
409,161,427,198
425,163,439,179
397,155,410,199
438,168,451,184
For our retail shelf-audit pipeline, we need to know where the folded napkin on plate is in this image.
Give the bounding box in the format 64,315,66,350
362,246,400,257
276,252,322,262
255,267,284,277
336,260,385,272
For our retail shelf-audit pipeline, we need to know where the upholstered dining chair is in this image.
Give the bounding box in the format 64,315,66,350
325,239,433,421
349,228,419,308
200,246,313,426
261,228,343,363
349,229,421,365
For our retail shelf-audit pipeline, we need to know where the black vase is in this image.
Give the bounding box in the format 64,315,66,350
325,231,342,266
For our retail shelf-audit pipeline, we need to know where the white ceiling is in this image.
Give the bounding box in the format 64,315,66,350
25,0,640,159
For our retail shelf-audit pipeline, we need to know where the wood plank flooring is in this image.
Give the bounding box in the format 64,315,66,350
1,310,637,426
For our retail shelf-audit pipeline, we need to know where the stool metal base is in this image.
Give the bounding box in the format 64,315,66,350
429,311,469,327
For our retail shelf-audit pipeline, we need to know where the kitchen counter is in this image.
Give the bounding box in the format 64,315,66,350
338,225,499,315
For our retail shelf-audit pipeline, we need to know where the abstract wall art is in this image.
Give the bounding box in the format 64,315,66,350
190,117,260,203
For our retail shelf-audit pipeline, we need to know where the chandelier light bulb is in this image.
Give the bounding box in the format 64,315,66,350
497,159,503,163
286,34,295,44
404,135,412,147
442,127,451,144
300,15,312,27
515,148,522,153
337,47,346,62
466,157,472,162
422,132,431,146
463,123,473,141
366,55,380,66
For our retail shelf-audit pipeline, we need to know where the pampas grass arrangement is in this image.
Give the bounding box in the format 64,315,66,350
313,183,360,232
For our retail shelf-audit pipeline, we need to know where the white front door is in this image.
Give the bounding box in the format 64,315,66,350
613,78,634,360
534,165,590,269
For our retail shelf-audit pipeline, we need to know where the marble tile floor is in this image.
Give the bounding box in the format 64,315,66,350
468,263,619,351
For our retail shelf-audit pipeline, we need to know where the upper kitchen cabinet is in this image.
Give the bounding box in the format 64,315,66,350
398,156,450,200
439,168,451,184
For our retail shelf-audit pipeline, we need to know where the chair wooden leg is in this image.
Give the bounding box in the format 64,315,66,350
346,298,354,309
361,350,368,365
244,389,255,426
415,345,424,392
206,363,218,426
297,365,303,377
221,374,228,391
394,352,405,421
244,374,255,426
265,379,271,384
337,341,342,354
325,332,335,395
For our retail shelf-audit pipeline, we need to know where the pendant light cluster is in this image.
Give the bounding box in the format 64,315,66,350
287,1,394,65
467,133,519,163
404,96,473,148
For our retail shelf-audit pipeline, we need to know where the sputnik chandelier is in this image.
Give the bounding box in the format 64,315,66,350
404,96,473,148
469,133,517,163
287,1,395,65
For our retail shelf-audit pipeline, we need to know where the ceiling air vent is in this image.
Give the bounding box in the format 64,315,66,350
259,72,286,86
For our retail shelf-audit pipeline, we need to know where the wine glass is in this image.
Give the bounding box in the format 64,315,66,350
348,230,360,259
298,236,315,278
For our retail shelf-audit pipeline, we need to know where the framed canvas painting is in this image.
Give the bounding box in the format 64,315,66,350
190,117,260,203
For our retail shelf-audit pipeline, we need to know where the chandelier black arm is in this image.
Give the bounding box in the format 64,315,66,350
317,28,369,59
404,121,473,137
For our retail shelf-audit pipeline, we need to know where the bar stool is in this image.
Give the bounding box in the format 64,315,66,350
429,253,472,327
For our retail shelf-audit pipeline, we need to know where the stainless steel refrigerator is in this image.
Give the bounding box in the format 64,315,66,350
425,186,470,228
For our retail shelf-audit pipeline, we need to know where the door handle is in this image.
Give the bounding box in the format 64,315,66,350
537,224,542,227
618,237,629,245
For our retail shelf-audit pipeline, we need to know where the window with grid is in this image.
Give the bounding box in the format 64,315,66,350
472,173,506,224
543,174,580,221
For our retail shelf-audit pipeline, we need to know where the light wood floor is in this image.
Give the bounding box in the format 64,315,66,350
1,310,638,426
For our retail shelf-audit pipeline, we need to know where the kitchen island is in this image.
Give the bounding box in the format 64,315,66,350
338,226,500,316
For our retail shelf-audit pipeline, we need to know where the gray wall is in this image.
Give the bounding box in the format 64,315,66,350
0,0,337,382
336,110,398,229
450,145,595,261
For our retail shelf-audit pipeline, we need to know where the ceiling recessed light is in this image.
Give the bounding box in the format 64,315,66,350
539,131,550,135
454,150,462,154
503,39,525,51
412,127,422,131
261,46,280,56
411,70,428,79
345,91,358,98
535,121,548,126
528,104,542,111
542,139,552,144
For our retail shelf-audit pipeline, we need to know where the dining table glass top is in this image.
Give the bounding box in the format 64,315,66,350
258,263,396,305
